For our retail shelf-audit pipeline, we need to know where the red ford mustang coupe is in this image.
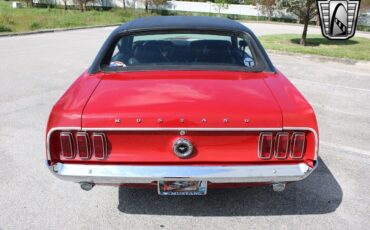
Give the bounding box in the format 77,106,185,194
46,16,319,195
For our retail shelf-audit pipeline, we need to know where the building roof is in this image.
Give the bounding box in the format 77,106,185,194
115,16,252,33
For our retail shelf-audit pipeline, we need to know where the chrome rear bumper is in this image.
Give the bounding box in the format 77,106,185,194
48,162,316,184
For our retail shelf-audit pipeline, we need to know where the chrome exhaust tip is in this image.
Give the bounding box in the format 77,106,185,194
80,182,95,191
272,183,286,192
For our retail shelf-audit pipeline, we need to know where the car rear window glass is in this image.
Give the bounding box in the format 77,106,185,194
103,31,267,72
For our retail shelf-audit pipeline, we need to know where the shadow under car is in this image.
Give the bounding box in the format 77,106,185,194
117,158,342,216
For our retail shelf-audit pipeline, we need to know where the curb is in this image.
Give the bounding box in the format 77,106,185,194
2,21,368,37
0,23,121,37
266,49,370,65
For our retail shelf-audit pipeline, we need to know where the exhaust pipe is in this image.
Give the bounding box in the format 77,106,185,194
272,183,286,192
80,182,95,191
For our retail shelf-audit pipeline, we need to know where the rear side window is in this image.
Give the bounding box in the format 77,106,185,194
103,31,267,72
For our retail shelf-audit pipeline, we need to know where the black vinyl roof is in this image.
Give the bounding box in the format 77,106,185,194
89,16,276,73
115,16,252,33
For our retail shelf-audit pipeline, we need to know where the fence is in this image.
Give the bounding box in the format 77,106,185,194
38,0,296,19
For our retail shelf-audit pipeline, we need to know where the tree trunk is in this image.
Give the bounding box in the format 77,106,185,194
64,2,67,10
123,0,126,9
145,0,148,11
80,3,84,12
300,17,309,46
268,8,272,21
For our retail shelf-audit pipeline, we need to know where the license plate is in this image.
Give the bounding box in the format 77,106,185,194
158,181,207,195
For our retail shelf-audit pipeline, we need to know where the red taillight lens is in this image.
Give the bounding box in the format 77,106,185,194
92,133,107,160
258,133,273,159
60,132,74,159
290,132,306,159
275,132,289,159
77,132,90,159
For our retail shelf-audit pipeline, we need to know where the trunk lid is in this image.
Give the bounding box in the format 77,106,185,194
82,71,281,128
81,70,282,163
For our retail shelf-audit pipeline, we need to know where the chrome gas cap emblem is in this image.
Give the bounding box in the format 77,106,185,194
173,138,193,158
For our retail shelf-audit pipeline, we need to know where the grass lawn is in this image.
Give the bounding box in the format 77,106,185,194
259,34,370,61
0,0,295,34
0,0,157,33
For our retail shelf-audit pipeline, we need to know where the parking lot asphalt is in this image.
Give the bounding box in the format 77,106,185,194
0,24,369,229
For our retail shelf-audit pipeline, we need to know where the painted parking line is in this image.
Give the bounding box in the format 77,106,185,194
321,141,370,156
290,78,370,92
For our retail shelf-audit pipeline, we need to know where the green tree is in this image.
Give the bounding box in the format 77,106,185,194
150,0,167,8
361,0,370,12
21,0,34,7
74,0,96,12
255,0,278,21
62,0,68,10
277,0,317,46
142,0,167,11
214,0,231,14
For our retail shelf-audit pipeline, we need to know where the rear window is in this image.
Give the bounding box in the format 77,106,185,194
102,31,267,72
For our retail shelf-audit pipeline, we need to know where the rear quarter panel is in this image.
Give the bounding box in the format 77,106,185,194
263,70,319,132
46,71,103,132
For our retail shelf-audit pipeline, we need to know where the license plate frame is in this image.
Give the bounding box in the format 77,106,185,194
157,181,207,195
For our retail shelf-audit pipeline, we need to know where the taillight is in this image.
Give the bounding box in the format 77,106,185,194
57,131,108,161
290,132,306,159
275,132,289,159
60,132,74,159
76,132,90,159
258,133,273,159
92,133,107,160
258,131,307,160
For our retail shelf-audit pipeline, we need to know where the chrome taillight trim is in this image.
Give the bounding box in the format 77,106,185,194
283,127,318,160
60,132,75,159
76,132,91,160
92,133,108,160
290,132,306,159
274,132,289,159
258,132,273,160
46,127,318,165
46,127,80,163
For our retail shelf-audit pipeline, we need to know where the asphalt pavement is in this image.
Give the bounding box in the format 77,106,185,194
0,23,369,229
